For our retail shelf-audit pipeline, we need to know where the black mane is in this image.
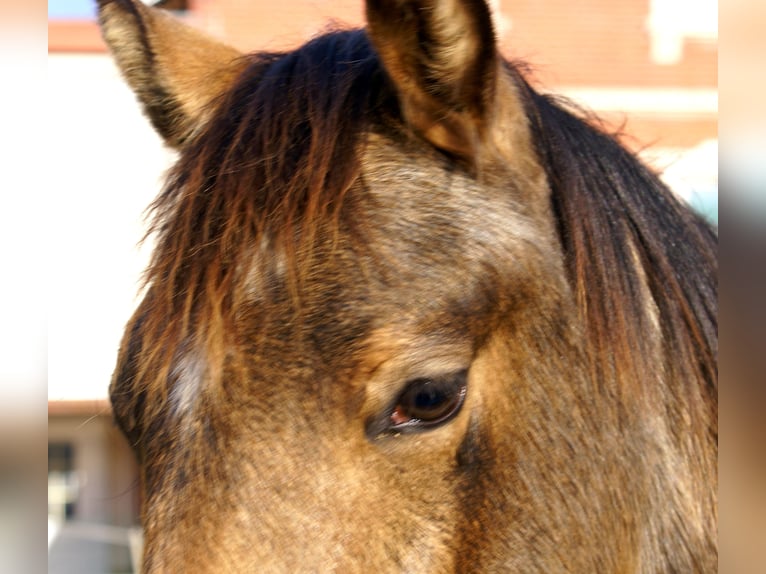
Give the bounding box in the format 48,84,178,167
523,84,717,424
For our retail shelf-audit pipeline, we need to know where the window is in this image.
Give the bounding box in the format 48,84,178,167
647,0,717,64
48,442,78,521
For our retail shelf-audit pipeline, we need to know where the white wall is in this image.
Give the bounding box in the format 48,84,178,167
48,54,175,401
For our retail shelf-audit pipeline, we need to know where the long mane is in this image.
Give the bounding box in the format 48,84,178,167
133,31,388,393
522,85,717,430
133,29,717,428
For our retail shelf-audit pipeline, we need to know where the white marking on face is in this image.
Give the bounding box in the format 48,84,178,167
241,234,288,303
169,350,206,418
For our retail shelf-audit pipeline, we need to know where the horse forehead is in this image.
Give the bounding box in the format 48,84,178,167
234,132,557,368
357,132,551,264
266,133,562,358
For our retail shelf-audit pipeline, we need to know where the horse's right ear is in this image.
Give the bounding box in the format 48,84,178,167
97,0,247,148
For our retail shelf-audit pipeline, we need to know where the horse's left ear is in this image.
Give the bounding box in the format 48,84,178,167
366,0,512,160
97,0,247,148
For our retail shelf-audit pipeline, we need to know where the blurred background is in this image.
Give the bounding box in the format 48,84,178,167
45,1,718,572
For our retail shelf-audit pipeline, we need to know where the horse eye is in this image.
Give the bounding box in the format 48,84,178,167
389,370,468,431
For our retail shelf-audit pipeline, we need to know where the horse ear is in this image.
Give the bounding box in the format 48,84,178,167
366,0,502,159
97,0,247,148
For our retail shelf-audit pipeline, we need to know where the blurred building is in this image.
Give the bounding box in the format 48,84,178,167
48,1,716,572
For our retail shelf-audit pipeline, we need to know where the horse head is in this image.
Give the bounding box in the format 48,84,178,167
99,1,717,571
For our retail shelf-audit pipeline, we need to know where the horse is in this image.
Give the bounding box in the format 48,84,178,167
98,0,717,571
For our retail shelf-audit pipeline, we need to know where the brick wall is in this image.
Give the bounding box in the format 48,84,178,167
189,0,716,151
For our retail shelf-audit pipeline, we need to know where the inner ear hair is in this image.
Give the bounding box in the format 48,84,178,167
97,0,247,147
366,0,499,159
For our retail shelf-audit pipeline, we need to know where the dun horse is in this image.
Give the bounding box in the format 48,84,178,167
99,0,717,571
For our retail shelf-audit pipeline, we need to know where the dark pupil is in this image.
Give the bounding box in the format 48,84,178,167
414,384,446,411
401,372,466,423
